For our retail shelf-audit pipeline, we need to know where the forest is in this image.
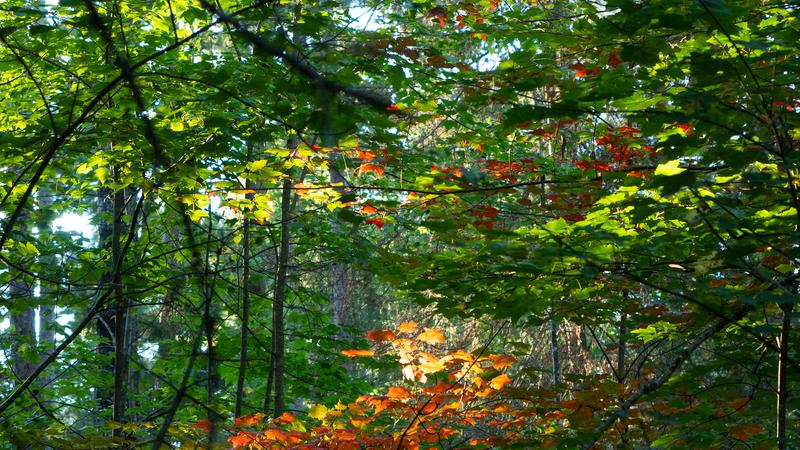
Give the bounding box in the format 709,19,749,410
0,0,798,448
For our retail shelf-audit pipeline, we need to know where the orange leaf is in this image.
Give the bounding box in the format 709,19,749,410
387,386,412,399
489,373,512,390
228,430,254,448
194,419,212,430
417,328,445,345
359,163,385,177
358,204,378,215
341,349,375,357
366,329,397,341
491,354,517,370
234,413,264,428
397,321,418,334
274,412,296,424
357,150,377,161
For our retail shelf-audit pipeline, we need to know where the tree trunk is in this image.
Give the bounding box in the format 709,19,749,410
235,143,254,418
203,205,220,445
271,178,292,418
95,184,115,413
777,302,793,450
36,185,57,392
111,168,128,435
550,309,561,387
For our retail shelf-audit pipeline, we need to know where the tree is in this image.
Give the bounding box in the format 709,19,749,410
0,0,797,448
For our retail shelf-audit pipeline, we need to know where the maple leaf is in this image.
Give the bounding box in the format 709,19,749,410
675,122,693,135
359,163,385,177
491,354,517,370
309,404,328,420
358,204,378,215
194,419,212,430
357,149,377,161
274,412,296,424
397,321,418,334
234,413,264,428
489,373,512,390
417,328,446,344
366,329,397,341
608,52,622,68
341,349,375,357
387,386,412,399
228,430,254,448
568,62,588,78
730,423,763,441
365,217,385,230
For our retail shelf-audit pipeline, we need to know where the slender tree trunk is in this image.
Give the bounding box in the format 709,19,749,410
550,309,561,387
235,143,254,418
36,185,57,390
203,206,220,445
9,205,35,382
271,178,291,417
263,352,274,414
618,298,627,381
777,302,793,450
320,88,349,329
10,288,36,382
111,168,128,435
96,184,115,413
618,300,628,443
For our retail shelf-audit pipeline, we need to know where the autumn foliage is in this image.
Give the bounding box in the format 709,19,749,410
219,322,552,449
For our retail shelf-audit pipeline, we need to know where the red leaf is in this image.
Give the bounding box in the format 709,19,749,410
366,329,397,341
676,122,693,134
194,419,212,430
569,62,587,78
365,217,385,230
608,52,622,68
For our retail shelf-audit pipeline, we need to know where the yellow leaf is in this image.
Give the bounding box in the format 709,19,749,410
308,404,328,420
654,159,685,176
170,120,184,132
417,328,445,345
